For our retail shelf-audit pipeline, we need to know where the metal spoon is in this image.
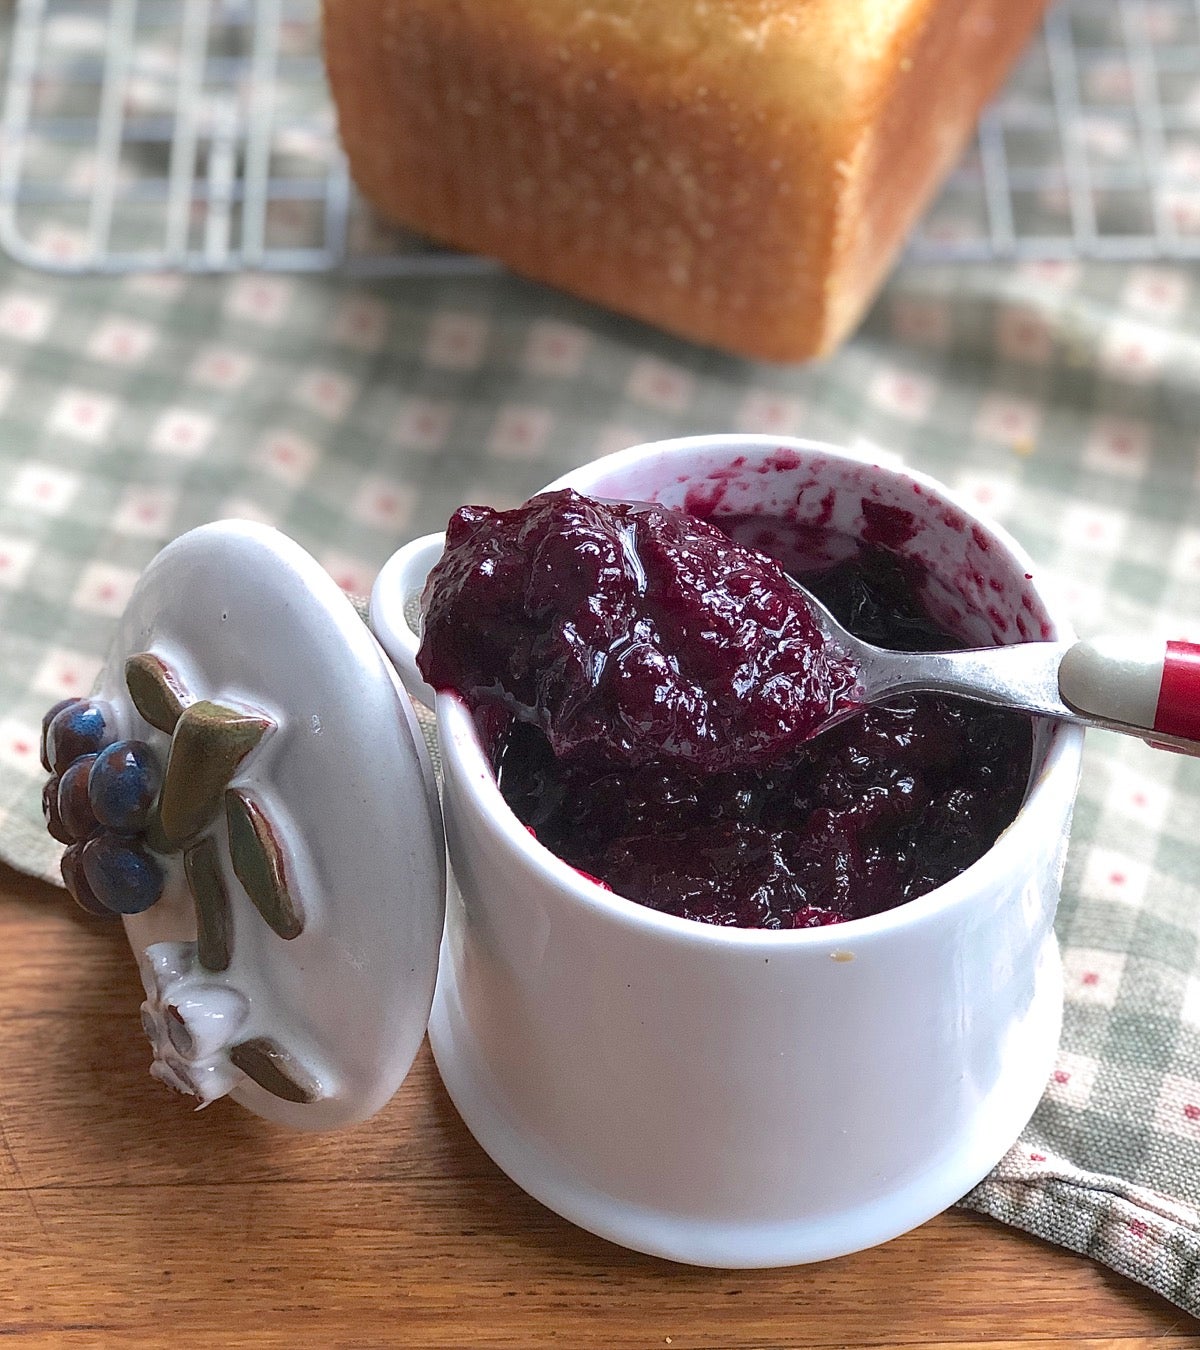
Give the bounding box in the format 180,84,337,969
797,580,1200,753
594,494,1200,755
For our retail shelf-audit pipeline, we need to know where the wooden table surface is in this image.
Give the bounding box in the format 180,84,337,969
1,862,1194,1349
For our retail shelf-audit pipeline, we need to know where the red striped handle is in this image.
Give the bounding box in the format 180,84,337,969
1154,640,1200,741
1058,637,1200,753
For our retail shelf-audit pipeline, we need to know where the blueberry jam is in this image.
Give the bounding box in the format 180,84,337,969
419,490,860,772
418,491,1033,929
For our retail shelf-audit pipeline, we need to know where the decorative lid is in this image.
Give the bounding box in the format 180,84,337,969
67,521,446,1129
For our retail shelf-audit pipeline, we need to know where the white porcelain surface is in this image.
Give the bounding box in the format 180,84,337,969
102,521,446,1129
373,435,1085,1266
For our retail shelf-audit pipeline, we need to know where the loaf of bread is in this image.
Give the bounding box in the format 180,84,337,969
323,1,1049,361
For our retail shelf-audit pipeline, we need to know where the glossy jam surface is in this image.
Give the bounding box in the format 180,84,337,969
419,492,1033,929
418,490,860,772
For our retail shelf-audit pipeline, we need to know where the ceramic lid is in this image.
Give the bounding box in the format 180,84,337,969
75,520,446,1130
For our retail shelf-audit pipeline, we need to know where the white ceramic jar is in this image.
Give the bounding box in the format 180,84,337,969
370,434,1085,1268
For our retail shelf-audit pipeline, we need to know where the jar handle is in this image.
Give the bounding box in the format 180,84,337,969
370,532,445,707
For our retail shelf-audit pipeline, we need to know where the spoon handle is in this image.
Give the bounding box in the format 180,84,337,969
1059,638,1200,745
859,638,1200,754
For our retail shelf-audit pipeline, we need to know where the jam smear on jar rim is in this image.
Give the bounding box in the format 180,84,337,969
418,490,1033,930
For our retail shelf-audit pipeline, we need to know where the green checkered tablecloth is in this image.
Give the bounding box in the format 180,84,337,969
3,249,1200,1310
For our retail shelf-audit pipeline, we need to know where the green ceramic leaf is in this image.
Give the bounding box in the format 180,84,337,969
142,800,173,857
158,701,274,847
125,652,190,733
225,788,304,940
184,836,233,972
230,1037,319,1104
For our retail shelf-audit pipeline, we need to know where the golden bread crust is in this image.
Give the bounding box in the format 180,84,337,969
324,0,1050,360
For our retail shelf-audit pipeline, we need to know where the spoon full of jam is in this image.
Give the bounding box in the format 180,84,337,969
416,488,1200,765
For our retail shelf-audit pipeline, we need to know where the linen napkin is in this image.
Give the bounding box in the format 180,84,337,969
3,253,1200,1310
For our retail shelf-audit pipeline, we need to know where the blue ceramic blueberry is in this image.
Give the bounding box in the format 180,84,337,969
44,699,112,776
89,740,161,832
57,753,99,842
81,834,164,915
60,843,119,918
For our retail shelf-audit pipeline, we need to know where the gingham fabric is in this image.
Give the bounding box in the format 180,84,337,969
2,259,1200,1307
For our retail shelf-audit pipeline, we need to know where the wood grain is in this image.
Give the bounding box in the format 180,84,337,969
0,862,1193,1349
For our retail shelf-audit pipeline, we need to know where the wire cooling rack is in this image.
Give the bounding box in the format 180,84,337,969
1,0,1199,276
